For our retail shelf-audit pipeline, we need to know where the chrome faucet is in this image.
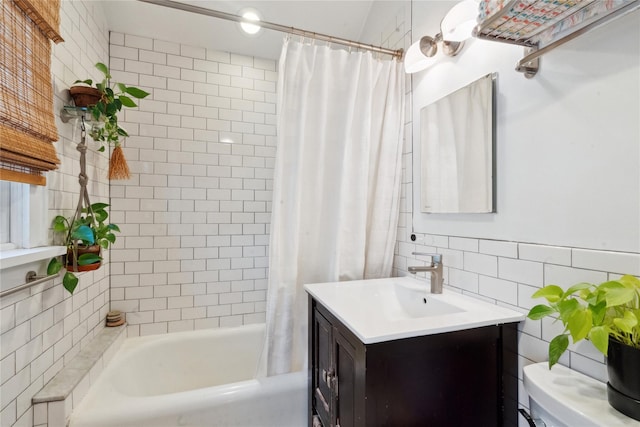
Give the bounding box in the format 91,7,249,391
408,252,444,294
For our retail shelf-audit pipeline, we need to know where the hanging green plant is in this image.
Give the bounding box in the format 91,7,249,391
70,62,150,179
47,203,120,294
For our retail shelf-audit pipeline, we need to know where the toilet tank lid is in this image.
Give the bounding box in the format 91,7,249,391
523,362,638,427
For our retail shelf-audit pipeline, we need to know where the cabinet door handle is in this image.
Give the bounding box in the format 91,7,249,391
324,369,339,395
322,369,334,385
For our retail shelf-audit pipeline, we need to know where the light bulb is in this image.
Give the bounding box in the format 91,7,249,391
441,0,478,42
404,36,439,74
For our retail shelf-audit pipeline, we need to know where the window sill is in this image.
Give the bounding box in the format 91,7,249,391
0,246,66,270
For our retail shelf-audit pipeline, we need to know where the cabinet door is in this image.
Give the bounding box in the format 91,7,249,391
312,308,333,426
334,330,357,427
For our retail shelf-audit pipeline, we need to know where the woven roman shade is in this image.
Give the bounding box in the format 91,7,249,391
12,0,63,43
0,0,63,186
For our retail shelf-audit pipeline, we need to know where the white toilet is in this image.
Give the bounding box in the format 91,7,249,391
522,362,640,426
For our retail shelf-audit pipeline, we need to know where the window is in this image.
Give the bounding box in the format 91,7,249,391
0,179,63,295
0,180,48,250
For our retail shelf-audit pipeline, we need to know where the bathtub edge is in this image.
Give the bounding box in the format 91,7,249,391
32,324,127,427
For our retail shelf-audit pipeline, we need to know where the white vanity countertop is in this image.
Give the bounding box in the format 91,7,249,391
304,276,526,344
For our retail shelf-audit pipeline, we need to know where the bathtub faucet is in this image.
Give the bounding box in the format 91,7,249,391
408,252,443,294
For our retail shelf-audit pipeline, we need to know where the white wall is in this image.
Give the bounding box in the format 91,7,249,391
411,3,640,253
360,1,640,424
0,1,111,425
107,34,277,336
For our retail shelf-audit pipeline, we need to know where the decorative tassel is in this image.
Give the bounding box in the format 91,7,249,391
108,145,131,180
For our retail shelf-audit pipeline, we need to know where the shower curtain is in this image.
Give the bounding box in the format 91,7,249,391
261,39,405,376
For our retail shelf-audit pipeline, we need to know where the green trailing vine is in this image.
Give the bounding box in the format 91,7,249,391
74,62,149,151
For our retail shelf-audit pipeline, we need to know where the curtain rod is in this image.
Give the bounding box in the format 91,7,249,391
137,0,404,59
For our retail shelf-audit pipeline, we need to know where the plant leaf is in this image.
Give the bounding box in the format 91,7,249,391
118,95,137,108
567,307,592,342
106,233,116,243
99,240,109,249
74,79,93,85
124,86,150,99
71,225,94,244
95,62,110,78
94,209,108,223
527,304,556,320
590,300,607,326
548,334,569,369
619,275,640,288
557,298,579,323
598,280,625,291
562,282,592,298
77,253,101,266
532,285,564,303
63,272,79,294
106,102,117,116
47,257,62,275
52,216,67,232
605,287,636,307
107,224,120,232
589,326,609,355
90,202,109,211
613,311,638,334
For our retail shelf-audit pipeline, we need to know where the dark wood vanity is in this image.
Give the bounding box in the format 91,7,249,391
308,297,519,427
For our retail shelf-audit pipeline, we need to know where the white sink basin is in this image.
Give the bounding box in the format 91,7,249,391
304,276,525,344
382,281,464,320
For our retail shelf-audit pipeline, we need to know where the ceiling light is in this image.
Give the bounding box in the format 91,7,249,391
441,0,478,42
240,10,261,35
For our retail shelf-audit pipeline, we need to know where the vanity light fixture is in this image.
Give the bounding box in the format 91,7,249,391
239,9,261,35
404,0,477,74
404,33,464,74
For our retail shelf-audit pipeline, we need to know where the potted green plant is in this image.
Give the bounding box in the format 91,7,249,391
47,203,120,294
528,275,640,420
69,62,149,179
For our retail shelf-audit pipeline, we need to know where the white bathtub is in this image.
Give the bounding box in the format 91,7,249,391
69,324,308,427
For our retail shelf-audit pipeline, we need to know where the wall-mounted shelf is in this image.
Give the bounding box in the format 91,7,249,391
60,105,95,123
474,0,640,78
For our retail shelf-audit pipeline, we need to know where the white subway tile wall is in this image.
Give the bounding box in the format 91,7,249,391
1,2,111,426
108,33,276,337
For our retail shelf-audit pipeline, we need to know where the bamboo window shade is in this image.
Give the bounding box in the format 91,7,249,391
0,0,64,186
